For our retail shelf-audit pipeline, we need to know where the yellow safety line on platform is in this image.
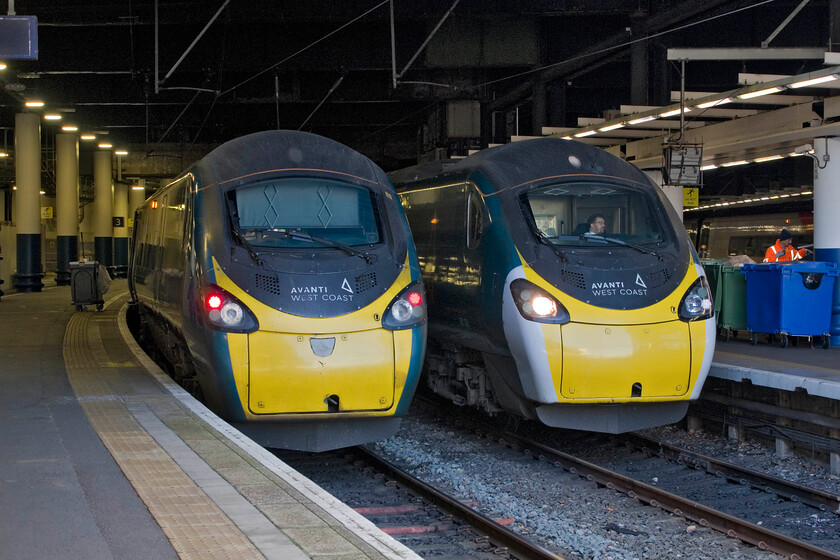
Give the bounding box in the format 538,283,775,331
63,298,266,560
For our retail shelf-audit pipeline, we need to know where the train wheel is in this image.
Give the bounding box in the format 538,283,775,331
731,330,739,339
96,303,104,311
723,329,730,342
779,334,789,348
75,304,85,312
823,335,830,349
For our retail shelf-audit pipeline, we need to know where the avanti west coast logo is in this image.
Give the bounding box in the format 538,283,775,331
591,274,647,296
290,279,355,302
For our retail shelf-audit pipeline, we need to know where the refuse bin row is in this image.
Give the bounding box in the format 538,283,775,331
701,260,838,349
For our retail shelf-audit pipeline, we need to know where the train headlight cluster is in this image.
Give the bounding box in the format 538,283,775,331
201,284,259,333
510,279,570,324
383,282,427,330
678,276,713,322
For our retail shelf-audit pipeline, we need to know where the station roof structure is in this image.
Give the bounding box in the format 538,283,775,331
0,0,837,205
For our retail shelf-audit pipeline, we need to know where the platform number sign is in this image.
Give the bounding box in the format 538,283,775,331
113,216,125,227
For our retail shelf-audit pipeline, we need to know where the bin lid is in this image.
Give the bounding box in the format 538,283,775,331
742,261,839,275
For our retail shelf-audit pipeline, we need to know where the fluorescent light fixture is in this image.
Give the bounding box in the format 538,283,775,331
737,86,783,99
39,190,45,195
628,115,656,125
114,150,128,155
0,63,6,70
574,130,597,137
598,123,625,132
789,75,838,89
61,125,78,131
98,143,112,149
696,98,731,109
561,136,573,140
658,107,690,118
25,100,44,107
80,134,97,140
132,186,146,191
753,155,784,163
720,160,749,167
700,164,718,171
0,152,8,157
43,114,62,120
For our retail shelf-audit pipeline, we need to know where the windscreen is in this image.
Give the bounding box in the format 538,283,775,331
521,181,669,247
231,178,381,247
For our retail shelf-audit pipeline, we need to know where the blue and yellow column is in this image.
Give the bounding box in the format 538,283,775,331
93,149,113,271
13,112,44,292
55,132,80,285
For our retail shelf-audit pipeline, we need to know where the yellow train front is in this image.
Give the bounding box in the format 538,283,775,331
130,130,426,451
393,138,715,433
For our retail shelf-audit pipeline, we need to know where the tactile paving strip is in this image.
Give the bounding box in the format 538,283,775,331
63,305,266,560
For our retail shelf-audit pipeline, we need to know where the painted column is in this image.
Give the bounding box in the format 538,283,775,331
813,137,840,347
113,181,128,277
645,169,684,218
129,179,146,226
13,112,44,292
55,133,79,285
93,149,114,270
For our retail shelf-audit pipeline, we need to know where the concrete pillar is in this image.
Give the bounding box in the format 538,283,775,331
812,137,840,347
129,179,146,227
93,150,114,270
630,22,649,105
645,170,684,218
13,113,44,292
113,182,128,277
55,133,79,285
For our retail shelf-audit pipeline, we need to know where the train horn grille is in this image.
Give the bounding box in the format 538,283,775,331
355,272,377,293
561,269,586,290
255,273,283,296
646,268,672,289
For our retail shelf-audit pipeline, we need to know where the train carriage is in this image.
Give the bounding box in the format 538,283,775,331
392,138,714,433
130,130,427,451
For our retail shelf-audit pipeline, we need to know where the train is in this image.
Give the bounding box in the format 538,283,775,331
390,138,715,433
684,210,814,261
129,130,427,452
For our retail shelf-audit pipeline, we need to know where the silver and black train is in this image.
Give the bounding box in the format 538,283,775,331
392,137,715,433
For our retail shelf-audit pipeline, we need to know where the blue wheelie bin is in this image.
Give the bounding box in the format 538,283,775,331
742,261,839,348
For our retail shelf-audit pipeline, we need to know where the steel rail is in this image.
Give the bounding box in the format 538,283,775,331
356,447,562,560
621,432,840,514
504,433,840,560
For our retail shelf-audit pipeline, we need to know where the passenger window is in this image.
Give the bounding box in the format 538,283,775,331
466,187,484,249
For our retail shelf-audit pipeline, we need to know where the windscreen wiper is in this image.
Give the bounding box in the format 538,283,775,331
230,226,263,266
531,226,567,262
274,229,375,264
224,196,263,266
579,234,663,260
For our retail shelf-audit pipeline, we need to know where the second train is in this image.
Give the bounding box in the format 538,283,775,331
391,138,715,433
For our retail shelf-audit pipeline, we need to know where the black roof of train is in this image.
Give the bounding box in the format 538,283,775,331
195,130,392,190
390,138,654,193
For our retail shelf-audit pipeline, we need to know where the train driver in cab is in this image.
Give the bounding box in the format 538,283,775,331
585,213,607,236
763,228,809,262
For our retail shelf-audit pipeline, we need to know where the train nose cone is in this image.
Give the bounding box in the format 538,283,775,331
310,337,336,357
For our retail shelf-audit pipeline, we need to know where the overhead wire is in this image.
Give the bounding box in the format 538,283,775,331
218,0,389,98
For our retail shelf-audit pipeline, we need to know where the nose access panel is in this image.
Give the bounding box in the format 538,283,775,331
248,330,395,414
558,322,691,399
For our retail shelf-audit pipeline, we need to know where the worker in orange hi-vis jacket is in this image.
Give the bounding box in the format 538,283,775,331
763,228,810,262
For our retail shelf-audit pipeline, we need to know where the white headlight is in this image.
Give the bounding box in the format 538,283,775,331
220,302,244,325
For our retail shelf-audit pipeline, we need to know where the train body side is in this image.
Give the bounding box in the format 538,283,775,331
130,130,427,452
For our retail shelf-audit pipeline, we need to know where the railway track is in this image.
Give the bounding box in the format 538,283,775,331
371,399,840,559
506,429,840,560
273,447,564,560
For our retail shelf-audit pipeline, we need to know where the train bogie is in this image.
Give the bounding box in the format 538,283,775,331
393,138,714,433
130,130,426,452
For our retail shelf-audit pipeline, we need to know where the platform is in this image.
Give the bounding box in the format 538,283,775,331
709,334,840,400
0,280,421,560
